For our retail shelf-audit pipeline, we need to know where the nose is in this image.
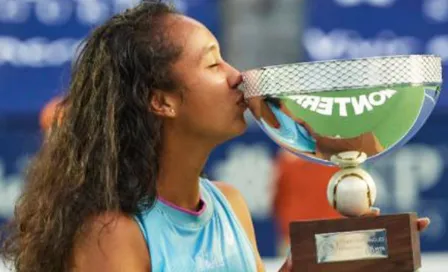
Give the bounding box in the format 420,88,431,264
226,62,243,89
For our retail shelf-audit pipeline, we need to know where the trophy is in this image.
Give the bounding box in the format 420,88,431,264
239,55,442,272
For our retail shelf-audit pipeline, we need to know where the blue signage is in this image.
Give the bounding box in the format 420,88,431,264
302,0,448,108
0,0,220,113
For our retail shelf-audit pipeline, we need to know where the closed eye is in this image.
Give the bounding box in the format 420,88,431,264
207,62,221,71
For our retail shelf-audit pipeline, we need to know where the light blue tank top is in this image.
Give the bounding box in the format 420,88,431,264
134,178,257,272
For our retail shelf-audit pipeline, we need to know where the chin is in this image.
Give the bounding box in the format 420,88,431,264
229,119,248,138
215,120,247,143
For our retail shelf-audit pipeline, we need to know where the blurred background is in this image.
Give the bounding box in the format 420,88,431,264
0,0,447,271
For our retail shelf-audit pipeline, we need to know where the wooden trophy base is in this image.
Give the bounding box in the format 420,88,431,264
289,213,421,272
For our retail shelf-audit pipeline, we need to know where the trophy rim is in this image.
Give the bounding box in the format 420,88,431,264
242,54,441,73
240,54,443,98
245,82,441,98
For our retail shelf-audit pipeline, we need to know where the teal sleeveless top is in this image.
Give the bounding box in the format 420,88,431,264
134,178,258,271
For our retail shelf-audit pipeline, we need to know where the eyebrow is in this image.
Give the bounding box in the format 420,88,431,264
199,43,219,61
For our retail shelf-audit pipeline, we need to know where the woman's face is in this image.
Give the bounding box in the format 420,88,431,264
158,15,248,143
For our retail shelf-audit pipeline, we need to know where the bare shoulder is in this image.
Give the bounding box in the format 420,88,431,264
213,181,249,226
72,212,150,272
213,181,243,203
212,181,265,271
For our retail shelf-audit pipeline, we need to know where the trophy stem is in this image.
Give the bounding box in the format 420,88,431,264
327,151,377,217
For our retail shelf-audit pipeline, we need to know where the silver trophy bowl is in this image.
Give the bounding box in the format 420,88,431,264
239,55,443,216
240,55,442,166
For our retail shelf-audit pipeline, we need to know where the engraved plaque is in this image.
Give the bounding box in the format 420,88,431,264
315,229,388,263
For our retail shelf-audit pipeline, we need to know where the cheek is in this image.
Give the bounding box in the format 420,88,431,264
187,68,229,91
180,69,237,120
188,75,233,107
181,93,231,130
187,92,226,118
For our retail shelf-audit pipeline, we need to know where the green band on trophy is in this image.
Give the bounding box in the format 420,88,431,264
281,85,425,147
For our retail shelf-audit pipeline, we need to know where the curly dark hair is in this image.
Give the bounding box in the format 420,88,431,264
0,1,183,271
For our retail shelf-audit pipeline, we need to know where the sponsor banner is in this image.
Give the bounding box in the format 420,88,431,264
0,0,220,113
302,0,448,107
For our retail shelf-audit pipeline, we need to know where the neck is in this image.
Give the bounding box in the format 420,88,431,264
157,128,216,212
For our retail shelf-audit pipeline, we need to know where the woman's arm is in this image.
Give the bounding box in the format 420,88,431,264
214,181,271,272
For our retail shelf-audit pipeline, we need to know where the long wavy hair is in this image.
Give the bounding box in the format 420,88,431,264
0,1,182,271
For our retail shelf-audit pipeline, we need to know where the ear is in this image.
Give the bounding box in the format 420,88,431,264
150,90,179,118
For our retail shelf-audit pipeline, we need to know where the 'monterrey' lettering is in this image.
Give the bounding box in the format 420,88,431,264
290,89,397,117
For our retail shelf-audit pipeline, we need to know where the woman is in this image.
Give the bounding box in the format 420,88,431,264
0,1,429,272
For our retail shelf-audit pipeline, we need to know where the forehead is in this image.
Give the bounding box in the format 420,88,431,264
164,14,218,58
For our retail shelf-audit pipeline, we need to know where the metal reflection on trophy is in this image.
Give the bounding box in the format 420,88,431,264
240,55,442,216
240,55,441,167
239,55,442,270
315,228,388,263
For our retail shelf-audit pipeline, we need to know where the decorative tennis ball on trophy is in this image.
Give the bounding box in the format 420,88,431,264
326,168,377,217
326,152,377,217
